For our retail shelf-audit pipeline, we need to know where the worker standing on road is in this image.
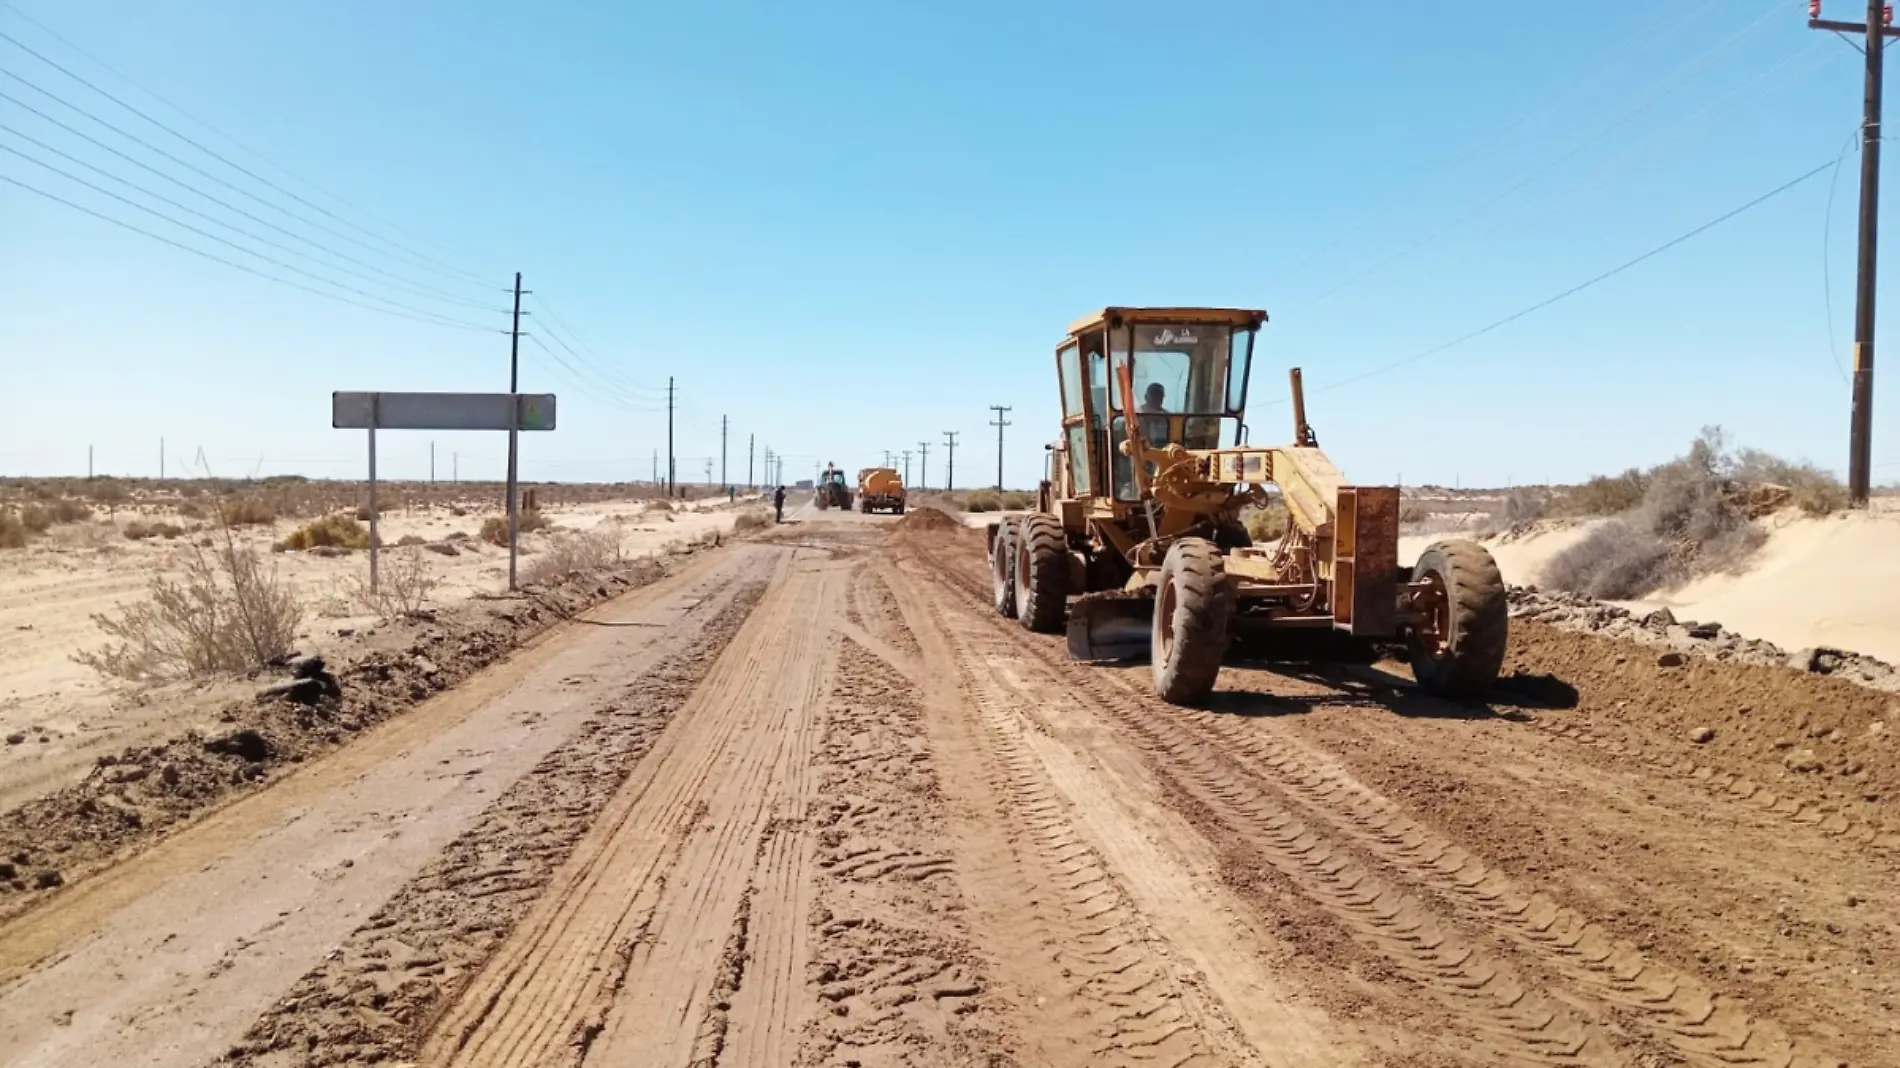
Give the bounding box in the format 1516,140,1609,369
773,484,786,523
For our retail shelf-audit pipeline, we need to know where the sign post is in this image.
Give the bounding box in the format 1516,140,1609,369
333,391,557,592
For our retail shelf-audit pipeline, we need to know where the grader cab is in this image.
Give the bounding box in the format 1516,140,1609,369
985,307,1507,705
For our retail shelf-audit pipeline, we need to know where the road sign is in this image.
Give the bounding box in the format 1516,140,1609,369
331,391,556,432
331,390,558,595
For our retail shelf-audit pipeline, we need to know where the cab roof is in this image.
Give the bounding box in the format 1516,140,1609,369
1065,306,1268,339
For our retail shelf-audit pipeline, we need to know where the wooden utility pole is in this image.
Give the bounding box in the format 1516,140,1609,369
1811,0,1899,504
917,440,930,492
902,449,912,487
720,415,729,488
506,271,529,590
748,433,755,489
989,405,1012,490
665,376,676,497
943,430,958,491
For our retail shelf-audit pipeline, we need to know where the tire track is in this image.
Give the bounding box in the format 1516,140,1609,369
798,639,1011,1067
908,537,1842,1068
902,576,1248,1068
222,574,767,1068
905,540,1613,1065
418,550,839,1068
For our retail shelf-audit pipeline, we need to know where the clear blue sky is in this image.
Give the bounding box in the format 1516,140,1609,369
0,0,1891,489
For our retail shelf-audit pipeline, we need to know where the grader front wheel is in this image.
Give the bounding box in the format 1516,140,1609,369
1014,514,1068,633
990,520,1018,619
1151,538,1234,705
1406,539,1508,698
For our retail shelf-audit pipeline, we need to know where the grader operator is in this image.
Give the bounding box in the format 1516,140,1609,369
985,307,1507,705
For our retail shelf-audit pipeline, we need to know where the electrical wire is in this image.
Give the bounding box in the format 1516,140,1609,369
1264,157,1838,404
1822,130,1860,383
526,327,670,410
0,120,511,314
523,334,668,412
1,141,505,327
0,69,501,297
527,293,669,396
1273,0,1731,284
0,15,494,288
0,87,508,313
1,170,502,331
1298,0,1790,304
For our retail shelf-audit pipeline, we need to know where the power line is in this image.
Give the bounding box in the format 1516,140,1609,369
527,293,667,395
524,321,667,409
0,18,494,288
0,170,501,331
0,120,510,314
1298,0,1790,303
522,335,666,412
1280,157,1837,402
0,69,497,293
0,88,505,311
0,140,499,327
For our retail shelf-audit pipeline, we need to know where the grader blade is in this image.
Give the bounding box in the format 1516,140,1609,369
1065,591,1152,662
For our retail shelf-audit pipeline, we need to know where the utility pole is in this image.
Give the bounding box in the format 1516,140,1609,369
917,440,930,492
764,447,774,486
884,449,892,467
706,458,714,484
748,434,755,489
665,376,676,498
902,449,912,487
88,444,93,479
720,414,729,488
1812,0,1899,504
506,271,529,591
453,452,459,482
943,431,958,491
989,405,1012,490
430,440,436,484
159,437,165,479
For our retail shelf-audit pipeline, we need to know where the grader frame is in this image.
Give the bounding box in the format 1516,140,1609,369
985,306,1507,705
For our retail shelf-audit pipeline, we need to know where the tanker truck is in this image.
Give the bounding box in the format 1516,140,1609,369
857,467,906,514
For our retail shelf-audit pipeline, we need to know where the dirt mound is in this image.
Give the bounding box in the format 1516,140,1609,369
892,506,960,532
1504,619,1898,824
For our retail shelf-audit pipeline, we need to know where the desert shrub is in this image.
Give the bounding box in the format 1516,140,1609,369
1552,469,1649,517
999,490,1036,510
87,479,129,514
478,510,548,545
522,527,624,585
1729,449,1848,517
1398,502,1429,526
275,514,371,551
19,504,52,533
1544,428,1766,600
0,511,26,549
347,546,439,618
1242,501,1289,542
396,533,426,547
75,536,304,680
124,521,156,540
732,509,773,533
175,500,204,520
220,498,277,526
960,490,1002,513
52,498,93,523
1500,487,1549,525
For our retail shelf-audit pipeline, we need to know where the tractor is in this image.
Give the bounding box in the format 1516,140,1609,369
814,464,854,510
985,307,1507,705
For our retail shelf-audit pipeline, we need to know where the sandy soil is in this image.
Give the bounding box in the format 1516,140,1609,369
0,502,1890,1068
0,493,759,811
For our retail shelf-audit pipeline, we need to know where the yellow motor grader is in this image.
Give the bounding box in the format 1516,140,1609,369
985,307,1507,705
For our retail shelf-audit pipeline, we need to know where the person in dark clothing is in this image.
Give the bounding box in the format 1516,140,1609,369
773,485,786,523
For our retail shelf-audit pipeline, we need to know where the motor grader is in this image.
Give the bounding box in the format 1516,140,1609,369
985,307,1507,705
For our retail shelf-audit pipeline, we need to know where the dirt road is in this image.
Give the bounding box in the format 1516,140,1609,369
1,508,1892,1067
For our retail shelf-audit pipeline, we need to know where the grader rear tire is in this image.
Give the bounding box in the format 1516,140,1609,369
1407,539,1508,698
1152,538,1234,705
1013,513,1068,633
991,519,1018,619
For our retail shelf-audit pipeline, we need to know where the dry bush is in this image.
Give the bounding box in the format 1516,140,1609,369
522,526,625,585
347,547,439,618
396,533,426,547
275,514,371,551
220,498,277,526
75,536,304,680
1398,502,1429,526
0,511,26,549
19,504,52,533
124,521,186,541
87,479,129,515
1000,490,1036,510
52,498,92,524
1552,469,1649,517
1729,449,1848,516
960,490,1002,512
478,509,548,545
1242,501,1289,542
1500,487,1550,526
1545,428,1767,600
733,509,773,533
